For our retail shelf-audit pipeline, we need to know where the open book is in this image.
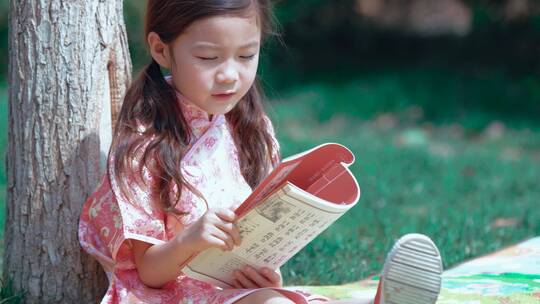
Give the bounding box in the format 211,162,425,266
182,143,360,288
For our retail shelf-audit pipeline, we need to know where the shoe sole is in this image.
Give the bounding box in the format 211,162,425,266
380,234,443,304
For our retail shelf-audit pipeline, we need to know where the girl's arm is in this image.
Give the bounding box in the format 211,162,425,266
132,208,241,288
131,233,196,288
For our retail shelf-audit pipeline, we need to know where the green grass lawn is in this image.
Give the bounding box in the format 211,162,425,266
263,67,540,132
1,68,539,291
0,85,6,276
270,98,540,285
0,85,6,239
266,67,540,284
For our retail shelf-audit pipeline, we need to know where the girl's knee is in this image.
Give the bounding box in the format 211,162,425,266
235,290,295,304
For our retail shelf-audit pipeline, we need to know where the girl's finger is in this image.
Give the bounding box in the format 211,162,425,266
208,235,229,251
209,229,234,251
215,220,242,248
215,208,236,223
209,226,228,240
242,266,273,287
219,235,234,251
232,279,243,289
230,224,242,246
233,269,258,288
216,221,241,246
215,221,234,234
260,267,281,284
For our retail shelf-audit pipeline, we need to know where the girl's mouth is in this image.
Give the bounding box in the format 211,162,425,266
212,92,236,100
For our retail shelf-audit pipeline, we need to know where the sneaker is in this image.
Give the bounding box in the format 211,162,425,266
378,234,443,304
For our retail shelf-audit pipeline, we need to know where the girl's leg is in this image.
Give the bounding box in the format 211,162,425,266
235,234,442,304
374,234,443,304
310,300,372,304
234,290,295,304
236,294,371,304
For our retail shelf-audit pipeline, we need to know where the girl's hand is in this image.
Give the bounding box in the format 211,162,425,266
232,266,283,288
179,208,241,252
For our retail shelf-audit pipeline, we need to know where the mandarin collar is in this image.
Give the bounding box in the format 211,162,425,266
165,76,226,138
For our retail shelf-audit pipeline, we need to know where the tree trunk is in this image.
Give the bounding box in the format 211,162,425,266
5,1,131,302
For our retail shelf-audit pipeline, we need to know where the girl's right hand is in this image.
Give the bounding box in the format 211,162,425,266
179,208,242,252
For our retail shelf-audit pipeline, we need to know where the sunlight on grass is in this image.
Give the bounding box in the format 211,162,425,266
270,68,540,132
270,97,540,285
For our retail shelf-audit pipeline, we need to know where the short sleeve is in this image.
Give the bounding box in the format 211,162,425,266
106,140,168,263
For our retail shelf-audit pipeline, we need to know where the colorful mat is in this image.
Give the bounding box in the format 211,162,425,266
292,237,540,303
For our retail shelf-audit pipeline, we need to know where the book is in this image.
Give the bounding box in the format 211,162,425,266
182,143,360,288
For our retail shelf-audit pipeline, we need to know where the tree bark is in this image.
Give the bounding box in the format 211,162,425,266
5,1,131,302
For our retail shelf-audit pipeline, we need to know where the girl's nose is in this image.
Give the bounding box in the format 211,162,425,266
216,62,239,84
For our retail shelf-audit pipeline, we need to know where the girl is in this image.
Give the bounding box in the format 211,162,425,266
78,1,443,303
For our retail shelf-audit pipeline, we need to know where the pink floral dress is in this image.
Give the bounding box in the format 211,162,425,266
78,88,329,303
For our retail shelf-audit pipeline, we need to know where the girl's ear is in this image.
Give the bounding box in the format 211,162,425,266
148,32,172,69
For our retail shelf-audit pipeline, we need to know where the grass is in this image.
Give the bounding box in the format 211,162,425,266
270,99,540,285
0,66,539,294
0,85,11,301
262,67,540,132
0,279,24,304
0,85,6,251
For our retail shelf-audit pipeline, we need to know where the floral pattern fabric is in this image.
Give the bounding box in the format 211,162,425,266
78,84,327,304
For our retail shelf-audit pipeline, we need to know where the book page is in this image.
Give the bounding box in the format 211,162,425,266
183,183,352,288
235,143,359,217
234,160,301,217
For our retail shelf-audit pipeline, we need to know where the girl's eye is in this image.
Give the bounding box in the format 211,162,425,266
197,56,218,61
240,54,256,60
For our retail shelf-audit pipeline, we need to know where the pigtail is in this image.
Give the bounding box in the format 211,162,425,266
109,59,197,215
227,78,279,188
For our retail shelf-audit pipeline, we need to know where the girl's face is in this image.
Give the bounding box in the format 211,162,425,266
150,13,261,117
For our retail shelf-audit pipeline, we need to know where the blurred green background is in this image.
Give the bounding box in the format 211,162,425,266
1,0,540,287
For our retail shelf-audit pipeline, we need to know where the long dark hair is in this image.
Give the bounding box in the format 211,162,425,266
109,0,279,214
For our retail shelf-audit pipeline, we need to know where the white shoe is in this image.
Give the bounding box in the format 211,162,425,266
379,234,443,304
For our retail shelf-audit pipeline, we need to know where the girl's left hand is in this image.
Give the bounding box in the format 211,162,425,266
232,266,282,288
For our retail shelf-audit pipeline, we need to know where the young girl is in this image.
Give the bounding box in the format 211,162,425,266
79,1,443,303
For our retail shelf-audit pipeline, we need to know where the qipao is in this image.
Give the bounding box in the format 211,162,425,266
78,88,327,304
